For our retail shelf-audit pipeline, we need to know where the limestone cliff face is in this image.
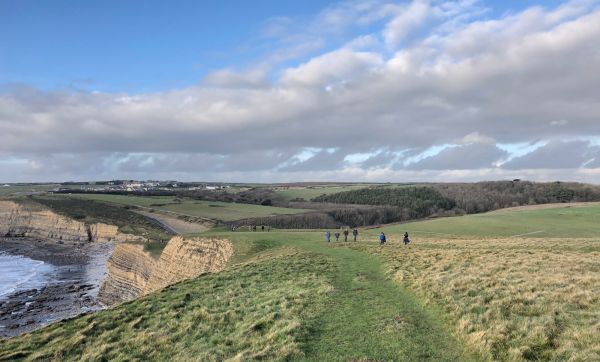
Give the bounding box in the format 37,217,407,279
96,243,156,305
0,200,145,243
97,236,233,306
144,237,233,293
0,200,233,307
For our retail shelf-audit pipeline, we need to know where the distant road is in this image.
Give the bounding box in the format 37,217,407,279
143,214,178,235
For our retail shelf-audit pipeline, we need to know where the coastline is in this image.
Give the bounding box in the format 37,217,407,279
0,238,114,338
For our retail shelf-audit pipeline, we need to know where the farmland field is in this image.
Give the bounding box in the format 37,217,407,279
0,184,60,197
362,203,600,360
379,203,600,239
63,194,311,222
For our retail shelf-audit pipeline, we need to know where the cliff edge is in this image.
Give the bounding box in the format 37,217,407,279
0,200,145,243
98,236,233,305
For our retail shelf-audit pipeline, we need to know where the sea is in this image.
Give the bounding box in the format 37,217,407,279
0,252,55,300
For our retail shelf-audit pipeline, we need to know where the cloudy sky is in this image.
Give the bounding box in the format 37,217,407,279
1,0,600,183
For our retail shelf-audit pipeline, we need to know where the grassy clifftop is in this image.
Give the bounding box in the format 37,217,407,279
0,246,334,361
0,232,470,361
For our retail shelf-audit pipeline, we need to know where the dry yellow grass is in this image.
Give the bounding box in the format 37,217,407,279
361,238,600,361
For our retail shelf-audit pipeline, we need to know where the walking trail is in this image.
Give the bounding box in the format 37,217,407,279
275,236,474,361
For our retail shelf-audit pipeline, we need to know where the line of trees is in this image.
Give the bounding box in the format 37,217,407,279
431,181,600,214
314,186,456,217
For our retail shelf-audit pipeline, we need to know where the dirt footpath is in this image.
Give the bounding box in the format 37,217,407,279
137,210,212,235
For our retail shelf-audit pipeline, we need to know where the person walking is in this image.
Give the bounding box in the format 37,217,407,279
352,227,358,241
261,225,265,231
334,231,340,242
343,228,349,242
326,230,331,244
379,232,386,246
403,232,410,245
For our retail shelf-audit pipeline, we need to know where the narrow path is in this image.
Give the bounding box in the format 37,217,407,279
278,237,472,361
140,213,179,235
510,230,545,237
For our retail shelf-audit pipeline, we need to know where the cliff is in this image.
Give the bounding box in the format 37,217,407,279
0,200,145,243
98,236,233,305
0,200,233,308
96,243,156,304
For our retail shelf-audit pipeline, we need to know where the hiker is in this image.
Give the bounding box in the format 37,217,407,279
343,228,349,242
403,232,410,245
326,230,331,243
379,232,386,246
261,225,265,231
353,227,358,241
334,231,340,241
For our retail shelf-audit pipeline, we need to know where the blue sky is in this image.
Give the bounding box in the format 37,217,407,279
1,0,600,182
0,0,567,92
1,1,334,92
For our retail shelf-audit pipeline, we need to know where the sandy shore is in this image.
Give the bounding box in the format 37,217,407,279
0,238,114,338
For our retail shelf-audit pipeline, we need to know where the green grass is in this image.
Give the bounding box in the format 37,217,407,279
4,201,600,360
0,184,60,197
0,231,471,361
196,231,471,361
274,185,368,202
66,194,310,222
0,247,334,361
378,204,600,238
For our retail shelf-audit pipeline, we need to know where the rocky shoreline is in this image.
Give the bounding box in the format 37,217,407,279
0,238,114,338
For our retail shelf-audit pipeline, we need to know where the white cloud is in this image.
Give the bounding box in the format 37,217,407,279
1,1,600,182
383,0,433,46
280,48,383,86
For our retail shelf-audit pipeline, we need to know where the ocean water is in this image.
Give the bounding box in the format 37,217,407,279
0,252,55,299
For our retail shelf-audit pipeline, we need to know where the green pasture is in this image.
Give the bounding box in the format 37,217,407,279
378,204,600,239
0,184,59,197
65,194,310,222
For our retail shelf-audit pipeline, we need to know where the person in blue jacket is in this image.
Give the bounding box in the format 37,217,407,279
379,232,386,246
325,230,331,243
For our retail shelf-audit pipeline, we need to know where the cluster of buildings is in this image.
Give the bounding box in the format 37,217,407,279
52,181,230,193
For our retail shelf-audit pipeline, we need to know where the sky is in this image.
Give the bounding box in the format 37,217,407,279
1,0,599,183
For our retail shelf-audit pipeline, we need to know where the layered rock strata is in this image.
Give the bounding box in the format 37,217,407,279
0,200,145,243
98,236,233,306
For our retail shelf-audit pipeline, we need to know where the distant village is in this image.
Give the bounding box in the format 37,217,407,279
52,180,232,193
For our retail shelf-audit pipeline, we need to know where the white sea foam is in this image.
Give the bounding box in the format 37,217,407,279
0,252,55,299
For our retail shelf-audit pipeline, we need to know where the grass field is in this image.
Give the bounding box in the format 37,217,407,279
363,203,600,360
0,184,60,197
0,231,471,361
361,238,600,361
65,194,311,222
379,204,600,239
2,202,599,361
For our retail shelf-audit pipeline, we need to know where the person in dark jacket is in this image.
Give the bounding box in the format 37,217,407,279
343,228,349,242
334,231,340,241
379,232,386,246
352,228,358,241
403,232,410,245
